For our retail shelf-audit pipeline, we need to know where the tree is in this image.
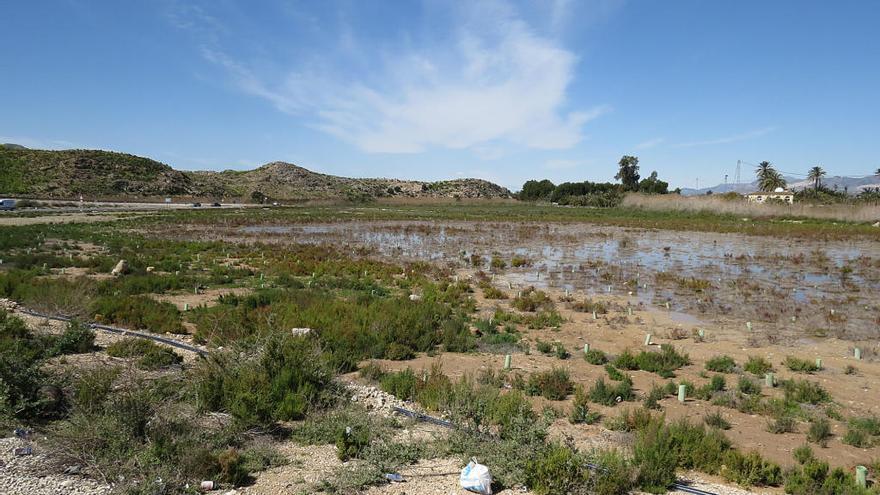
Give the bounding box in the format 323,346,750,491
875,168,880,177
807,166,826,192
755,161,786,192
520,179,556,201
638,171,669,194
615,155,640,191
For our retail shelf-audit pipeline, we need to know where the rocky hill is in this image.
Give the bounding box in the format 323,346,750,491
0,145,511,201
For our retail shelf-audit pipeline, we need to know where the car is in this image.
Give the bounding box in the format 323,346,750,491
211,202,221,207
0,199,16,211
192,202,202,207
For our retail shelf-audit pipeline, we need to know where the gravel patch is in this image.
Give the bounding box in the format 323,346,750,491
0,437,111,495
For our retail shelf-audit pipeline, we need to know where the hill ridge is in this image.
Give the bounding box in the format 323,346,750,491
0,146,511,201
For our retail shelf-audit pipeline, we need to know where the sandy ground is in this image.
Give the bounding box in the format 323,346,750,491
0,213,124,226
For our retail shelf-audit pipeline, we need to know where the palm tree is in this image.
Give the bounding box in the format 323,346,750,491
807,166,826,192
755,161,787,192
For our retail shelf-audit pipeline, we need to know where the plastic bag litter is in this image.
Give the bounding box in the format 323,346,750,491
459,458,492,494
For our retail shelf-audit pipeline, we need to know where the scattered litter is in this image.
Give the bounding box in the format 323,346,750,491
409,294,422,301
111,259,128,276
200,480,215,490
13,427,33,439
460,458,492,494
64,465,82,475
384,473,405,482
13,445,33,456
290,327,312,337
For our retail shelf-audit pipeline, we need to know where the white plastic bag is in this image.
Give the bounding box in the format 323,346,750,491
459,458,492,494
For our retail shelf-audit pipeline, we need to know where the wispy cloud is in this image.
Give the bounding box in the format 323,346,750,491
542,158,584,170
178,1,608,155
673,127,776,148
635,137,664,150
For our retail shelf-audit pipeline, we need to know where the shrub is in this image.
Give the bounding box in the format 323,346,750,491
807,418,832,447
336,424,371,461
584,348,608,365
588,377,634,406
841,416,880,448
743,356,773,376
705,355,736,373
106,338,182,370
380,368,418,401
48,321,95,356
92,295,184,334
605,364,626,381
643,383,665,410
781,379,830,405
526,442,590,495
793,444,814,464
704,411,731,430
570,298,608,314
606,407,654,432
767,415,797,434
553,342,570,360
193,334,339,425
569,385,600,424
527,368,573,400
784,459,868,495
720,451,782,487
614,345,689,378
737,376,762,395
535,340,553,355
842,428,871,448
632,420,679,493
590,449,635,495
482,286,508,299
785,356,820,373
512,288,553,312
359,361,385,381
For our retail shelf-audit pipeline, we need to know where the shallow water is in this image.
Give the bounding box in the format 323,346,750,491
241,221,880,340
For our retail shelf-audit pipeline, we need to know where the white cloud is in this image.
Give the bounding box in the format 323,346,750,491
673,127,776,148
198,2,606,154
542,158,583,170
635,137,664,150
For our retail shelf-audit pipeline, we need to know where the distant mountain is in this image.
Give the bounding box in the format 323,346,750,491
0,147,512,201
681,175,880,196
1,143,28,150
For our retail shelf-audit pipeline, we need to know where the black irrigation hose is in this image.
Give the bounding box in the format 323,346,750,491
18,308,207,356
391,406,719,495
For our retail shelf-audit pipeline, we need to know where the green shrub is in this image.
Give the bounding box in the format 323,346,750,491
606,407,654,432
605,364,626,381
793,444,814,464
105,338,182,370
527,367,573,400
482,286,508,299
807,418,832,447
336,424,371,461
840,416,879,448
784,459,869,495
704,411,731,430
737,376,762,395
705,355,736,373
584,348,608,365
632,419,679,493
743,356,773,376
512,288,553,312
92,295,184,334
720,450,782,487
380,368,418,401
358,361,385,381
781,379,830,405
526,442,590,495
569,385,600,424
535,340,553,355
614,345,689,378
48,321,96,356
570,298,608,314
553,342,570,360
193,334,339,425
588,376,634,406
643,383,665,410
785,356,821,373
842,428,871,448
767,415,797,434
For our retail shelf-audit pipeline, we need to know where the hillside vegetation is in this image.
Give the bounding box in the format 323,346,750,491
0,145,511,201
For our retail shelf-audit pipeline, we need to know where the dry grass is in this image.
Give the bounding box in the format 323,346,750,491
622,193,880,223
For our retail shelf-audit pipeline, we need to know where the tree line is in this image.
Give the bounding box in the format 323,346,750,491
519,155,676,206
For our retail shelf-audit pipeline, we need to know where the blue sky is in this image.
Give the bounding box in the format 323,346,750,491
2,0,878,190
